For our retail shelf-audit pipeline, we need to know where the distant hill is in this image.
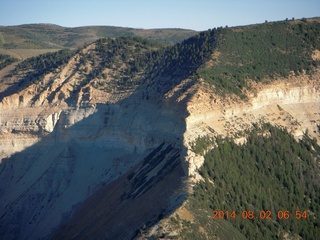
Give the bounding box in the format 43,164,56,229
0,24,197,49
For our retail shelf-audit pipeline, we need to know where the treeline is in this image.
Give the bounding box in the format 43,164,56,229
144,28,221,93
82,36,164,91
13,49,73,75
197,19,320,95
149,29,218,77
88,36,162,80
0,54,18,70
189,123,320,239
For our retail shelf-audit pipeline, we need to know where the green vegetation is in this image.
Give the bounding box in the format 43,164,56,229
86,36,163,91
142,19,320,97
3,18,320,100
0,54,18,70
197,19,320,95
13,49,73,76
142,28,220,95
149,29,218,78
188,123,320,239
190,135,215,155
96,37,161,76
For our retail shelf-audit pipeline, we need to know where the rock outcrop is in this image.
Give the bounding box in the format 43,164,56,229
0,91,188,239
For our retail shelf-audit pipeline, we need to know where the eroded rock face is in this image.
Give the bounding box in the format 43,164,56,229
51,141,186,240
0,89,188,239
1,69,319,239
0,43,319,239
0,45,192,239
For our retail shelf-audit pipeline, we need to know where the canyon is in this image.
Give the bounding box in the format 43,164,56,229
0,19,319,239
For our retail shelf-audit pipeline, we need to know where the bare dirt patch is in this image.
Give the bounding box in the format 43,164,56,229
312,49,320,61
205,51,221,68
176,206,194,222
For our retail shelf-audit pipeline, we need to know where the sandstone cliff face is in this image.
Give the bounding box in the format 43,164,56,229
0,53,189,238
0,95,188,239
0,67,319,239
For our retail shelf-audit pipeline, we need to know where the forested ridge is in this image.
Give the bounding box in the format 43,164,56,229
139,18,320,96
87,36,161,89
5,18,320,99
197,18,320,95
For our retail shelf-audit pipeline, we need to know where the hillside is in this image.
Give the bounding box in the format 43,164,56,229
0,18,319,240
197,17,320,95
0,24,197,49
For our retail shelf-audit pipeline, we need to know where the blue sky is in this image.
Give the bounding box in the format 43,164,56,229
0,0,319,30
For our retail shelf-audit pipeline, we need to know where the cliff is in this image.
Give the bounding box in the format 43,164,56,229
0,18,319,239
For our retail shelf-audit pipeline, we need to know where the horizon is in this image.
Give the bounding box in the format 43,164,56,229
1,16,320,32
0,0,319,31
